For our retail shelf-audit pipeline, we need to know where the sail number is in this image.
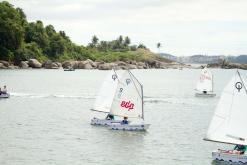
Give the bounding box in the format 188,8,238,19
200,75,211,81
120,101,134,111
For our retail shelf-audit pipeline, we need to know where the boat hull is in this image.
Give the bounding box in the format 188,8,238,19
0,93,10,98
195,93,216,97
212,150,247,163
90,117,121,126
109,123,150,131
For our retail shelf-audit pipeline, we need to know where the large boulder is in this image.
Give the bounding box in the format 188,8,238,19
28,59,42,68
0,60,9,67
115,61,127,66
78,60,93,69
94,61,104,68
19,61,29,69
62,61,78,69
98,63,116,70
43,60,60,69
0,63,7,69
8,65,19,69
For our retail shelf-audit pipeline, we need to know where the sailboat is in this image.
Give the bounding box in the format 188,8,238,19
90,69,123,126
195,67,216,97
0,93,10,98
204,70,247,163
108,70,150,131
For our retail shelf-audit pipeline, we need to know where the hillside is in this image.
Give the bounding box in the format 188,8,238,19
0,1,170,66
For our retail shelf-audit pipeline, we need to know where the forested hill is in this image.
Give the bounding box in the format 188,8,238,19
0,1,170,65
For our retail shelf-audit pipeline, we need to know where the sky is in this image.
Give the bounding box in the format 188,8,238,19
6,0,247,56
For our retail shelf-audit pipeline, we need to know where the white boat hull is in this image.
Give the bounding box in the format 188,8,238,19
90,117,121,126
109,123,150,131
0,93,10,98
195,92,216,97
212,150,247,163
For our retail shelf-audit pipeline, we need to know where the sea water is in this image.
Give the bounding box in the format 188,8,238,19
0,69,244,165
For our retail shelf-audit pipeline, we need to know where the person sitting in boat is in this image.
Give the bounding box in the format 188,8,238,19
0,88,1,95
233,144,246,154
203,91,207,94
105,114,114,120
227,144,247,154
121,117,128,125
2,85,7,94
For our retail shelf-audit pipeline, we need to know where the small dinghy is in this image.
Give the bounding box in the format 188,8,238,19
108,70,150,131
64,67,75,71
0,93,10,98
212,150,247,163
195,67,216,97
90,69,124,126
204,70,247,164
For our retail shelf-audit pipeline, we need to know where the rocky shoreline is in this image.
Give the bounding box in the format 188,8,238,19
0,59,190,70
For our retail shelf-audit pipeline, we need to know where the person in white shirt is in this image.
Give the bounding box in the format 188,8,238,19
2,85,7,94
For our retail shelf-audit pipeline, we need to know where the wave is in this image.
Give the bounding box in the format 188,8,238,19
10,92,94,99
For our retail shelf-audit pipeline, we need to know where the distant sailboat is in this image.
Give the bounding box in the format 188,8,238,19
90,69,123,126
108,70,150,131
195,67,216,97
204,70,247,163
0,93,10,98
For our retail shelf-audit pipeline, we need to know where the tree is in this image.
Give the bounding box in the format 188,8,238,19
157,42,161,53
124,36,131,46
91,35,99,47
118,35,123,44
25,21,49,49
0,1,26,61
137,43,146,49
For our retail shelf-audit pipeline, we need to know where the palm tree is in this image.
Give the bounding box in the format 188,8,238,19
91,35,99,47
157,42,161,53
124,36,131,46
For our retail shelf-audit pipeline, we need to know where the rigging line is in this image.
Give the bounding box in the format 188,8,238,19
127,70,142,99
237,70,247,94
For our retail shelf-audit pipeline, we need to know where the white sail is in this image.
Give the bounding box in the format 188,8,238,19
110,70,143,118
205,71,247,145
93,70,123,113
196,68,213,92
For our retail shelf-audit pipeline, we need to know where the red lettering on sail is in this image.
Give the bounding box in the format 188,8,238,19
200,75,211,81
120,101,134,111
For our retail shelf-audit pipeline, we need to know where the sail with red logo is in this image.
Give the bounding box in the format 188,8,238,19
204,70,247,163
195,67,215,97
110,70,143,118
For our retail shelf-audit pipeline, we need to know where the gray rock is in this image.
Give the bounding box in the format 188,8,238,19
0,60,9,67
43,60,60,69
62,61,78,69
98,63,116,70
19,61,29,69
0,63,7,69
78,61,93,69
28,59,42,68
8,65,19,69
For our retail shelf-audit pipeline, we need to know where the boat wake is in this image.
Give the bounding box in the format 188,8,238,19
144,96,188,105
10,92,94,99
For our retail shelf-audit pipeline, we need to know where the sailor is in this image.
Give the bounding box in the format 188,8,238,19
203,91,207,94
233,144,246,154
121,116,128,125
2,85,7,94
0,88,1,95
105,114,114,120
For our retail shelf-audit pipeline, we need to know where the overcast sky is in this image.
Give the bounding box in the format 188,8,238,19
7,0,247,56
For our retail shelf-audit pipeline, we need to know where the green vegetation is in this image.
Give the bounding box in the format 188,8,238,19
0,1,168,64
